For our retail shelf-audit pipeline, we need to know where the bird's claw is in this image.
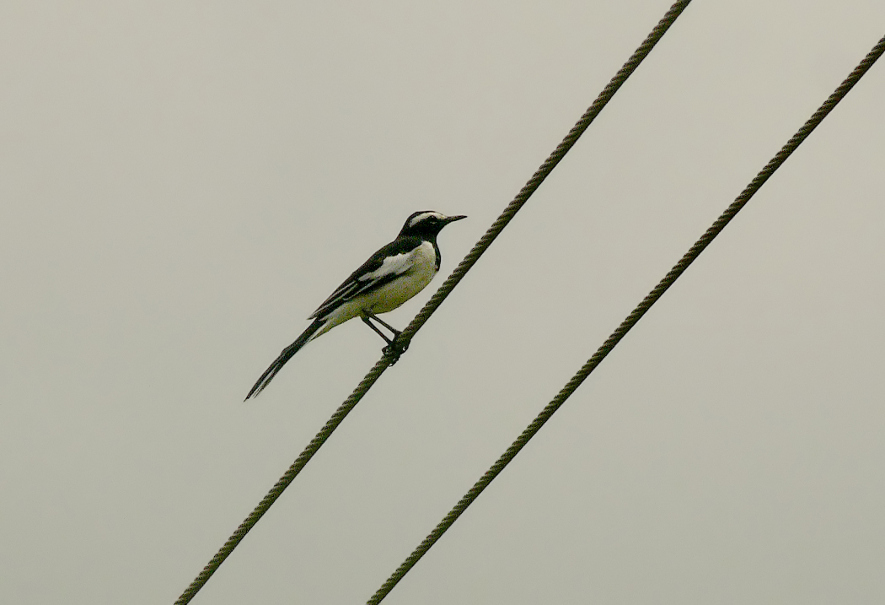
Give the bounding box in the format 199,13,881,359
383,337,409,364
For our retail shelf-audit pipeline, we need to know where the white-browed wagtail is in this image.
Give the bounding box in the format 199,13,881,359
245,210,466,399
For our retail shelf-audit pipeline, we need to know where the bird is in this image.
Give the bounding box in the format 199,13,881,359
244,210,466,400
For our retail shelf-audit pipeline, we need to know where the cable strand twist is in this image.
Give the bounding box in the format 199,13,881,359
176,1,692,602
366,30,885,605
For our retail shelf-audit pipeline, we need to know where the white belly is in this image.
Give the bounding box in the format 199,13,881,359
311,241,438,339
363,241,437,313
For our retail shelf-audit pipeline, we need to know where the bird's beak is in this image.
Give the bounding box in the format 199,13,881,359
443,214,467,224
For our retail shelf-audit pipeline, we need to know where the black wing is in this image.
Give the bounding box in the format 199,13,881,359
309,235,424,320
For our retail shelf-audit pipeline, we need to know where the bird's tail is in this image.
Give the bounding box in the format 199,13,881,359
244,318,325,400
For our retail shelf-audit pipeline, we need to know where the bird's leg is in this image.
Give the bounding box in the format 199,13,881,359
361,316,396,345
362,311,409,361
365,312,401,339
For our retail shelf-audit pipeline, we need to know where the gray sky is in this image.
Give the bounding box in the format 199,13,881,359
2,1,884,603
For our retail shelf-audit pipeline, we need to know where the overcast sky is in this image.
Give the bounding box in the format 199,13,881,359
2,1,884,603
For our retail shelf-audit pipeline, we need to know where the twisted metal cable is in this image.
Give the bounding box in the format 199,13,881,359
174,358,394,605
398,0,693,348
175,2,692,603
366,32,885,605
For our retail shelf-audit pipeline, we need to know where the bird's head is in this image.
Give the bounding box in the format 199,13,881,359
399,211,467,239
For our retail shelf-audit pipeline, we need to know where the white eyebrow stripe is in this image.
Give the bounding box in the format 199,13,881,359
407,212,444,228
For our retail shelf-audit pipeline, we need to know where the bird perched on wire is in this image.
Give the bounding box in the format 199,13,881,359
245,210,466,400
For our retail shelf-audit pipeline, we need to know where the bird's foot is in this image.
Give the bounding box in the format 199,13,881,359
382,336,409,364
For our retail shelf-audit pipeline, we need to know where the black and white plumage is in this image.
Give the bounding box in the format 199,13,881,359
245,210,466,399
